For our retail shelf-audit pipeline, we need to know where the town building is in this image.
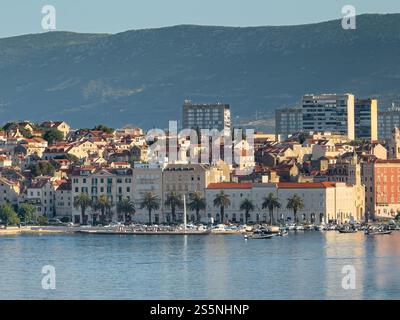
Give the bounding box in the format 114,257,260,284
71,166,133,224
132,163,163,223
0,177,20,206
354,98,378,141
40,121,71,139
378,104,400,141
25,177,56,217
162,163,227,222
362,159,400,219
206,181,365,224
302,94,355,140
54,180,72,218
182,100,231,133
275,107,302,140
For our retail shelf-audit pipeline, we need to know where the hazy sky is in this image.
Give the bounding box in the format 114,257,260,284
0,0,399,38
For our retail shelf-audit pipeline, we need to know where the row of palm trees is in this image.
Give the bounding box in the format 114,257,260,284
213,191,304,224
73,190,305,225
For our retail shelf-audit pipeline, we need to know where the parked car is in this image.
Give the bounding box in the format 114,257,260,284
48,218,62,225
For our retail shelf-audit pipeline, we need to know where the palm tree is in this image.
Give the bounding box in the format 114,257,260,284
188,191,206,222
286,194,304,223
164,191,183,223
213,191,231,224
94,195,112,225
117,198,136,223
262,193,281,225
240,198,255,224
140,192,161,225
73,193,92,224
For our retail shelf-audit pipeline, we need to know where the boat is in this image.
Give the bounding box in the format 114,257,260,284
338,225,357,233
338,228,357,234
278,230,289,236
365,229,392,235
294,225,304,231
286,223,296,231
244,233,275,240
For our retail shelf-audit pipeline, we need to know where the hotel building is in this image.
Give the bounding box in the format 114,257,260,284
302,94,355,140
205,182,365,224
378,104,400,141
355,98,378,141
275,107,303,140
182,100,231,133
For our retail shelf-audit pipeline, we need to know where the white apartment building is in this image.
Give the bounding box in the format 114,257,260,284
54,180,72,218
132,163,163,223
71,167,133,224
0,177,20,206
206,182,365,225
26,178,56,217
162,163,227,222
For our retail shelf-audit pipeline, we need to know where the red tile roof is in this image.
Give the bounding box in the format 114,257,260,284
207,182,252,189
278,182,336,189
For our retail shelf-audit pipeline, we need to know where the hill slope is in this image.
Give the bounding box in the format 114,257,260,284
1,14,400,128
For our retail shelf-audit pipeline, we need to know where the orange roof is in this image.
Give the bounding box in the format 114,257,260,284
375,159,400,164
278,182,336,189
207,182,252,189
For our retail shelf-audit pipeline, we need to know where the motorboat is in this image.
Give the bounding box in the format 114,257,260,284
338,228,357,234
338,225,357,233
244,230,275,240
294,225,304,231
365,227,392,235
286,223,296,231
278,230,289,236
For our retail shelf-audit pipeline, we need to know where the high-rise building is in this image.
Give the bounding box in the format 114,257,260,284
354,98,378,141
275,107,302,140
378,104,400,141
182,100,231,133
301,94,355,140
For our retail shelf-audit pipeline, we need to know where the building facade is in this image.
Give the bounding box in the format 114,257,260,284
182,101,231,133
71,167,133,224
362,159,400,219
205,182,365,224
162,164,226,222
355,98,378,141
378,105,400,141
275,107,303,140
302,94,355,140
132,164,163,223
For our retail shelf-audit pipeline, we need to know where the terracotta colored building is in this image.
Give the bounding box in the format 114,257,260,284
362,159,400,219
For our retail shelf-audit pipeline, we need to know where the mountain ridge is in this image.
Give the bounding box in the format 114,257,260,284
0,13,400,129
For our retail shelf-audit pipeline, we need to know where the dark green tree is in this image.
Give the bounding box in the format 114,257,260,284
18,203,36,224
43,129,64,144
0,203,20,228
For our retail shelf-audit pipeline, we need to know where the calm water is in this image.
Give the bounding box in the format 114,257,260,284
1,232,400,300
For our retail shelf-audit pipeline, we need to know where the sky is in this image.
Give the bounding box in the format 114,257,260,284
0,0,399,38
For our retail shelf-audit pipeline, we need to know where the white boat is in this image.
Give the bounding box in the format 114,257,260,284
278,230,289,236
294,225,304,231
244,231,275,240
286,223,296,231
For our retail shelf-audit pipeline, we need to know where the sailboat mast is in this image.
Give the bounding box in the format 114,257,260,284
183,194,187,230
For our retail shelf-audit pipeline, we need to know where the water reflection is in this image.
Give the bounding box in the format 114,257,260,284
323,232,365,299
0,233,400,299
